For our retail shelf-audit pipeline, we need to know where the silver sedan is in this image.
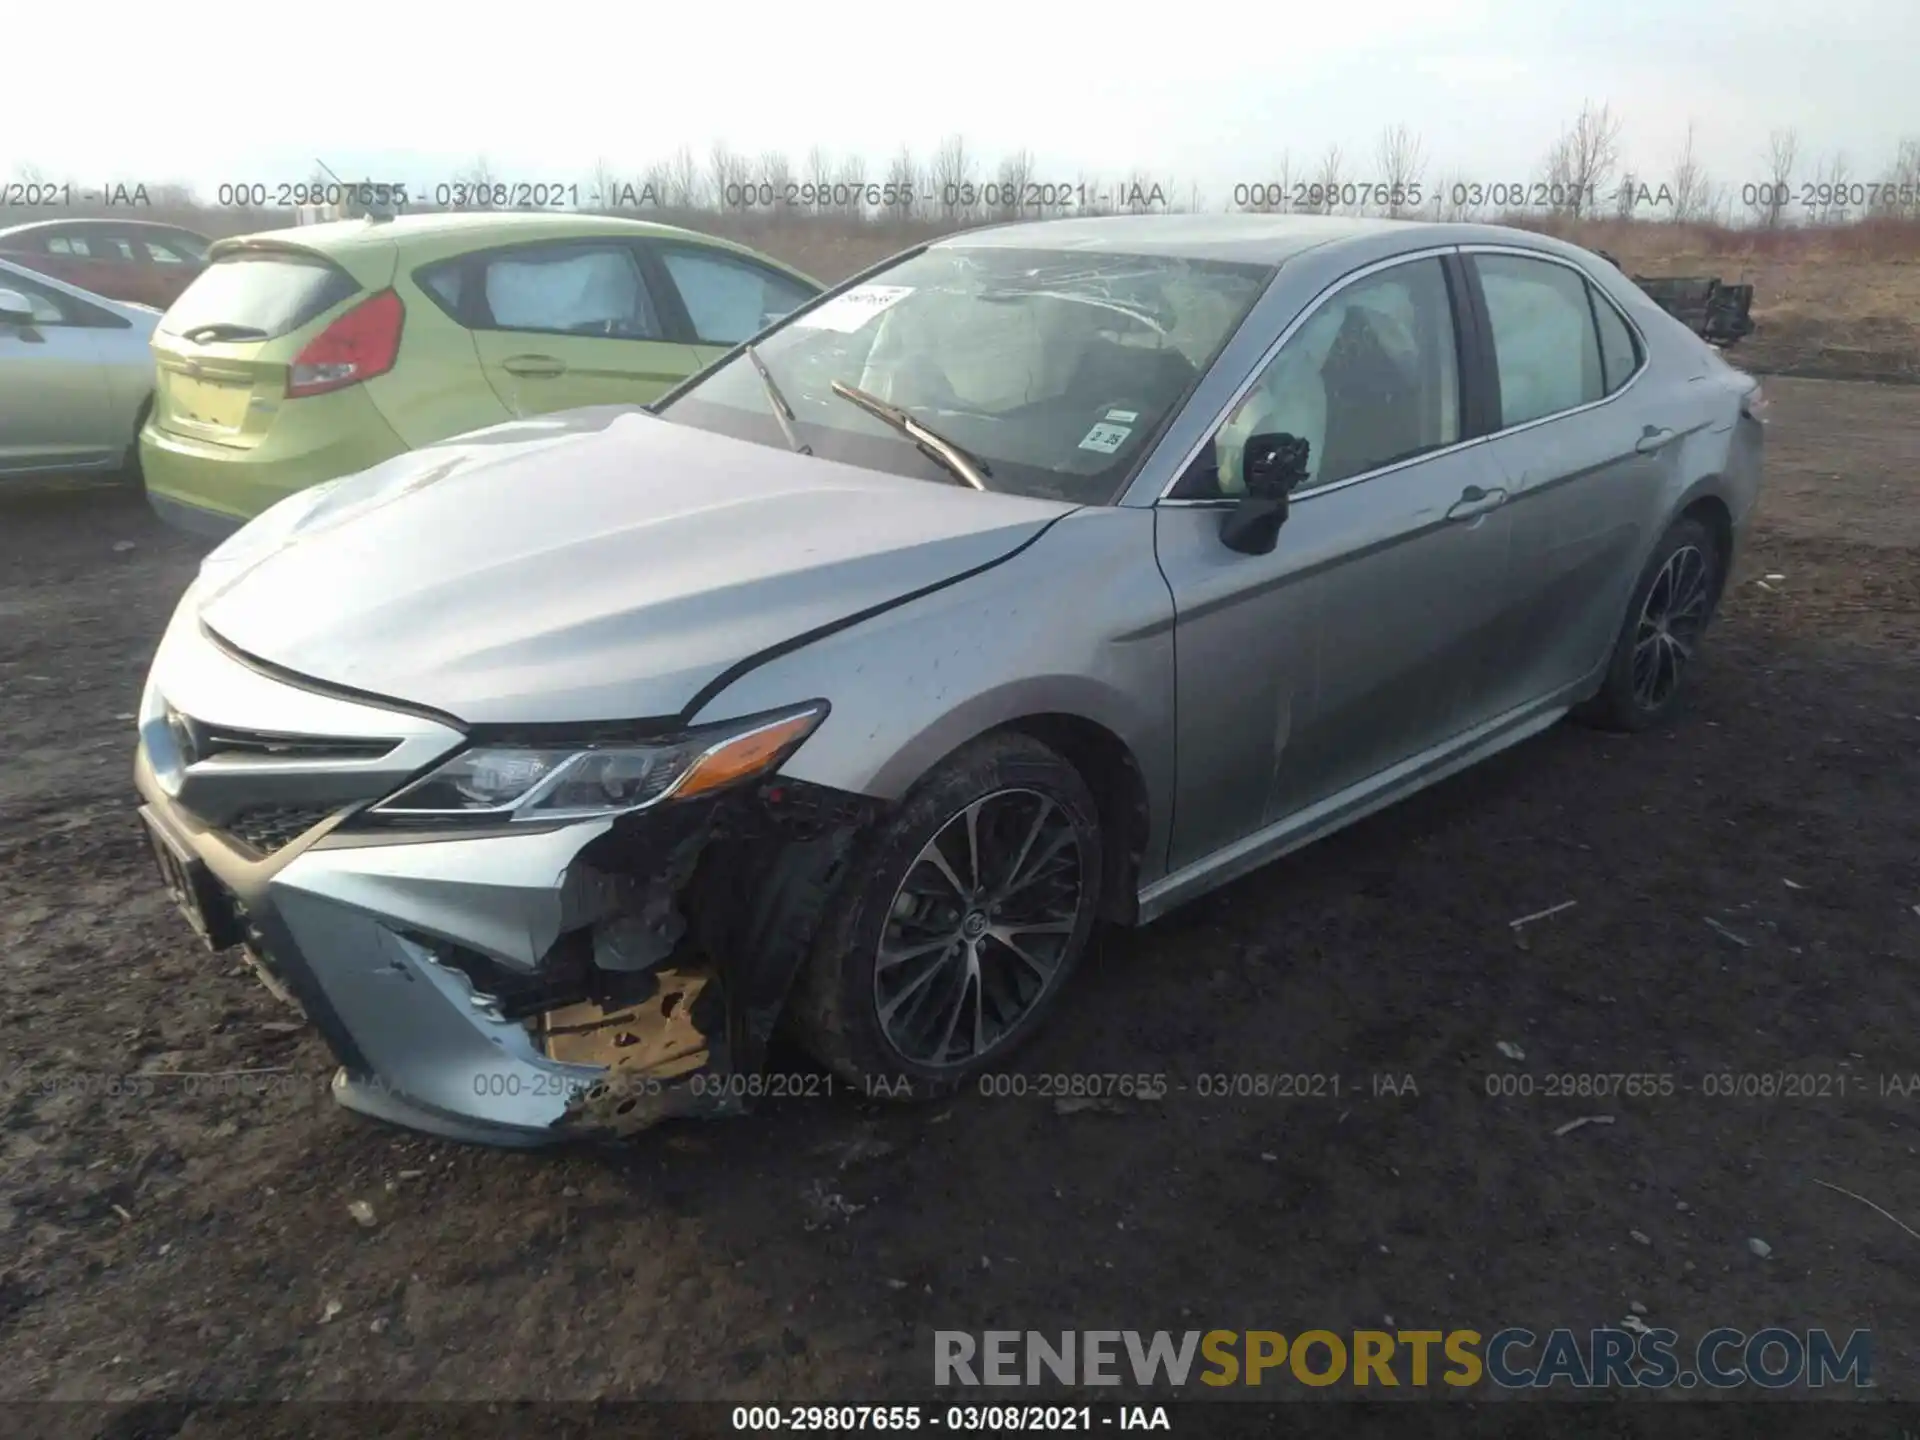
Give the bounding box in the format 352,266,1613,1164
0,256,158,479
130,215,1764,1146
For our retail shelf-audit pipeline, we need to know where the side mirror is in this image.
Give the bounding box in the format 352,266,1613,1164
1219,431,1309,556
0,288,38,327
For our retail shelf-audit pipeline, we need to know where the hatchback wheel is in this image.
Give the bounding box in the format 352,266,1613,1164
789,733,1103,1095
1576,515,1722,731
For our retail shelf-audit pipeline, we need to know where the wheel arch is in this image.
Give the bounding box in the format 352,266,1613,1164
783,683,1167,929
1672,481,1737,609
975,711,1150,926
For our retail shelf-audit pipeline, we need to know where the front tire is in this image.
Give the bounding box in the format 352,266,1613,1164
1575,515,1722,732
788,732,1104,1097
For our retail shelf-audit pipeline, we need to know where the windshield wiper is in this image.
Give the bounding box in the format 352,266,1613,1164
743,343,811,456
828,380,991,491
180,322,269,343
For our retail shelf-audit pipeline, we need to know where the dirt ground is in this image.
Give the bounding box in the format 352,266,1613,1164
1,377,1917,1413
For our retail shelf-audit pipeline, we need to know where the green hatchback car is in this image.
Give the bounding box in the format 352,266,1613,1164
140,212,819,532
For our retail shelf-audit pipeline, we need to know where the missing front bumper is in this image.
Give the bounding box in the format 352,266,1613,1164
139,736,877,1146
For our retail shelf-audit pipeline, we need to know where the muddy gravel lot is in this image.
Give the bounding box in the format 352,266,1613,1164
1,377,1917,1415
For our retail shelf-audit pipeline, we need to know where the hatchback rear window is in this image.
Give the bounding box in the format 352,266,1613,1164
160,251,359,340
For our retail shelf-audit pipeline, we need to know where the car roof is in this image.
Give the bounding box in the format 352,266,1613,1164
0,217,212,242
934,213,1586,266
216,210,764,261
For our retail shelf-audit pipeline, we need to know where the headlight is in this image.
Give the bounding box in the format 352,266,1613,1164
370,703,827,822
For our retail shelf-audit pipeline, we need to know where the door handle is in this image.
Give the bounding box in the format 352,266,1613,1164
502,354,566,378
1446,484,1507,521
1635,425,1678,455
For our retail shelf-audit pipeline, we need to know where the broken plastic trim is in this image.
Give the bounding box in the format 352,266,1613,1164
501,774,889,1139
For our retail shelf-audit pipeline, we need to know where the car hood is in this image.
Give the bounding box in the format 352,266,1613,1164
194,406,1073,725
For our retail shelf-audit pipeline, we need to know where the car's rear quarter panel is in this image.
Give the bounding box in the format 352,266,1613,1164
367,244,512,447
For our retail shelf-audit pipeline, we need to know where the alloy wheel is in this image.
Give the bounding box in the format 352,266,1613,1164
1632,543,1712,710
873,787,1085,1069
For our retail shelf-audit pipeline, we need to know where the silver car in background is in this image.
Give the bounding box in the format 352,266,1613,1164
131,215,1765,1146
0,256,158,479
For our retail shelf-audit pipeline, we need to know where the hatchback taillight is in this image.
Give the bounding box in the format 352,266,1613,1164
286,289,404,398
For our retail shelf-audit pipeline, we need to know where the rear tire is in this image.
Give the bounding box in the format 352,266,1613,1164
788,732,1104,1098
1574,516,1722,732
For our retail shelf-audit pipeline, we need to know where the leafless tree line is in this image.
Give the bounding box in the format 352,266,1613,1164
462,117,1920,230
10,116,1920,232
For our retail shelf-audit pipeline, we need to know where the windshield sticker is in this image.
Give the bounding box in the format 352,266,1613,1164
793,284,915,334
1078,421,1132,455
1104,408,1140,423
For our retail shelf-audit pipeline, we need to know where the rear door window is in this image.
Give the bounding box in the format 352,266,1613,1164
159,252,360,339
655,246,814,345
1588,286,1642,394
474,243,663,339
415,260,466,318
1474,254,1606,427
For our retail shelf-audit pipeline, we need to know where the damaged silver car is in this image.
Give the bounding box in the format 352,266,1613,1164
133,215,1765,1145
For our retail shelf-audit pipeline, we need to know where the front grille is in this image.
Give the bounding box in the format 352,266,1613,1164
225,805,334,856
188,722,398,763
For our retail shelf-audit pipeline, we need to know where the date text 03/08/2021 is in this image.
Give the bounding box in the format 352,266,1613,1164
729,1405,1170,1432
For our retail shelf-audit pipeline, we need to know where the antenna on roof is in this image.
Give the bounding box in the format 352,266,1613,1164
314,159,399,224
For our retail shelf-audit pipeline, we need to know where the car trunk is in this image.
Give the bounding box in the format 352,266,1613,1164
151,240,393,451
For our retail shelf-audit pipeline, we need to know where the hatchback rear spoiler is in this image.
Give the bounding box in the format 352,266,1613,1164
1593,250,1755,349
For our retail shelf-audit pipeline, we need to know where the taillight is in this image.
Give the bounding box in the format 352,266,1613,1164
286,289,403,398
1741,383,1769,424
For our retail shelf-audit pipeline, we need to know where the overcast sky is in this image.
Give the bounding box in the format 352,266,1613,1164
5,0,1915,214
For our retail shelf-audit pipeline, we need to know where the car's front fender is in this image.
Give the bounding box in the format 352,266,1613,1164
687,505,1181,892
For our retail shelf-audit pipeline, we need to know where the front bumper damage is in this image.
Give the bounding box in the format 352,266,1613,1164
133,610,879,1147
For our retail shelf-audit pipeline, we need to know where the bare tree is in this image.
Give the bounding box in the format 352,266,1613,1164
1075,171,1112,217
835,153,869,221
585,157,623,212
451,156,499,210
1613,169,1640,220
709,143,749,212
1746,128,1798,228
1809,151,1854,224
994,148,1036,222
805,145,834,214
1374,124,1427,217
661,145,702,210
884,147,919,222
1668,120,1714,222
1119,169,1165,214
1431,171,1475,221
931,134,975,222
757,151,794,215
1540,100,1622,217
1873,136,1920,219
1305,145,1347,215
637,162,673,213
